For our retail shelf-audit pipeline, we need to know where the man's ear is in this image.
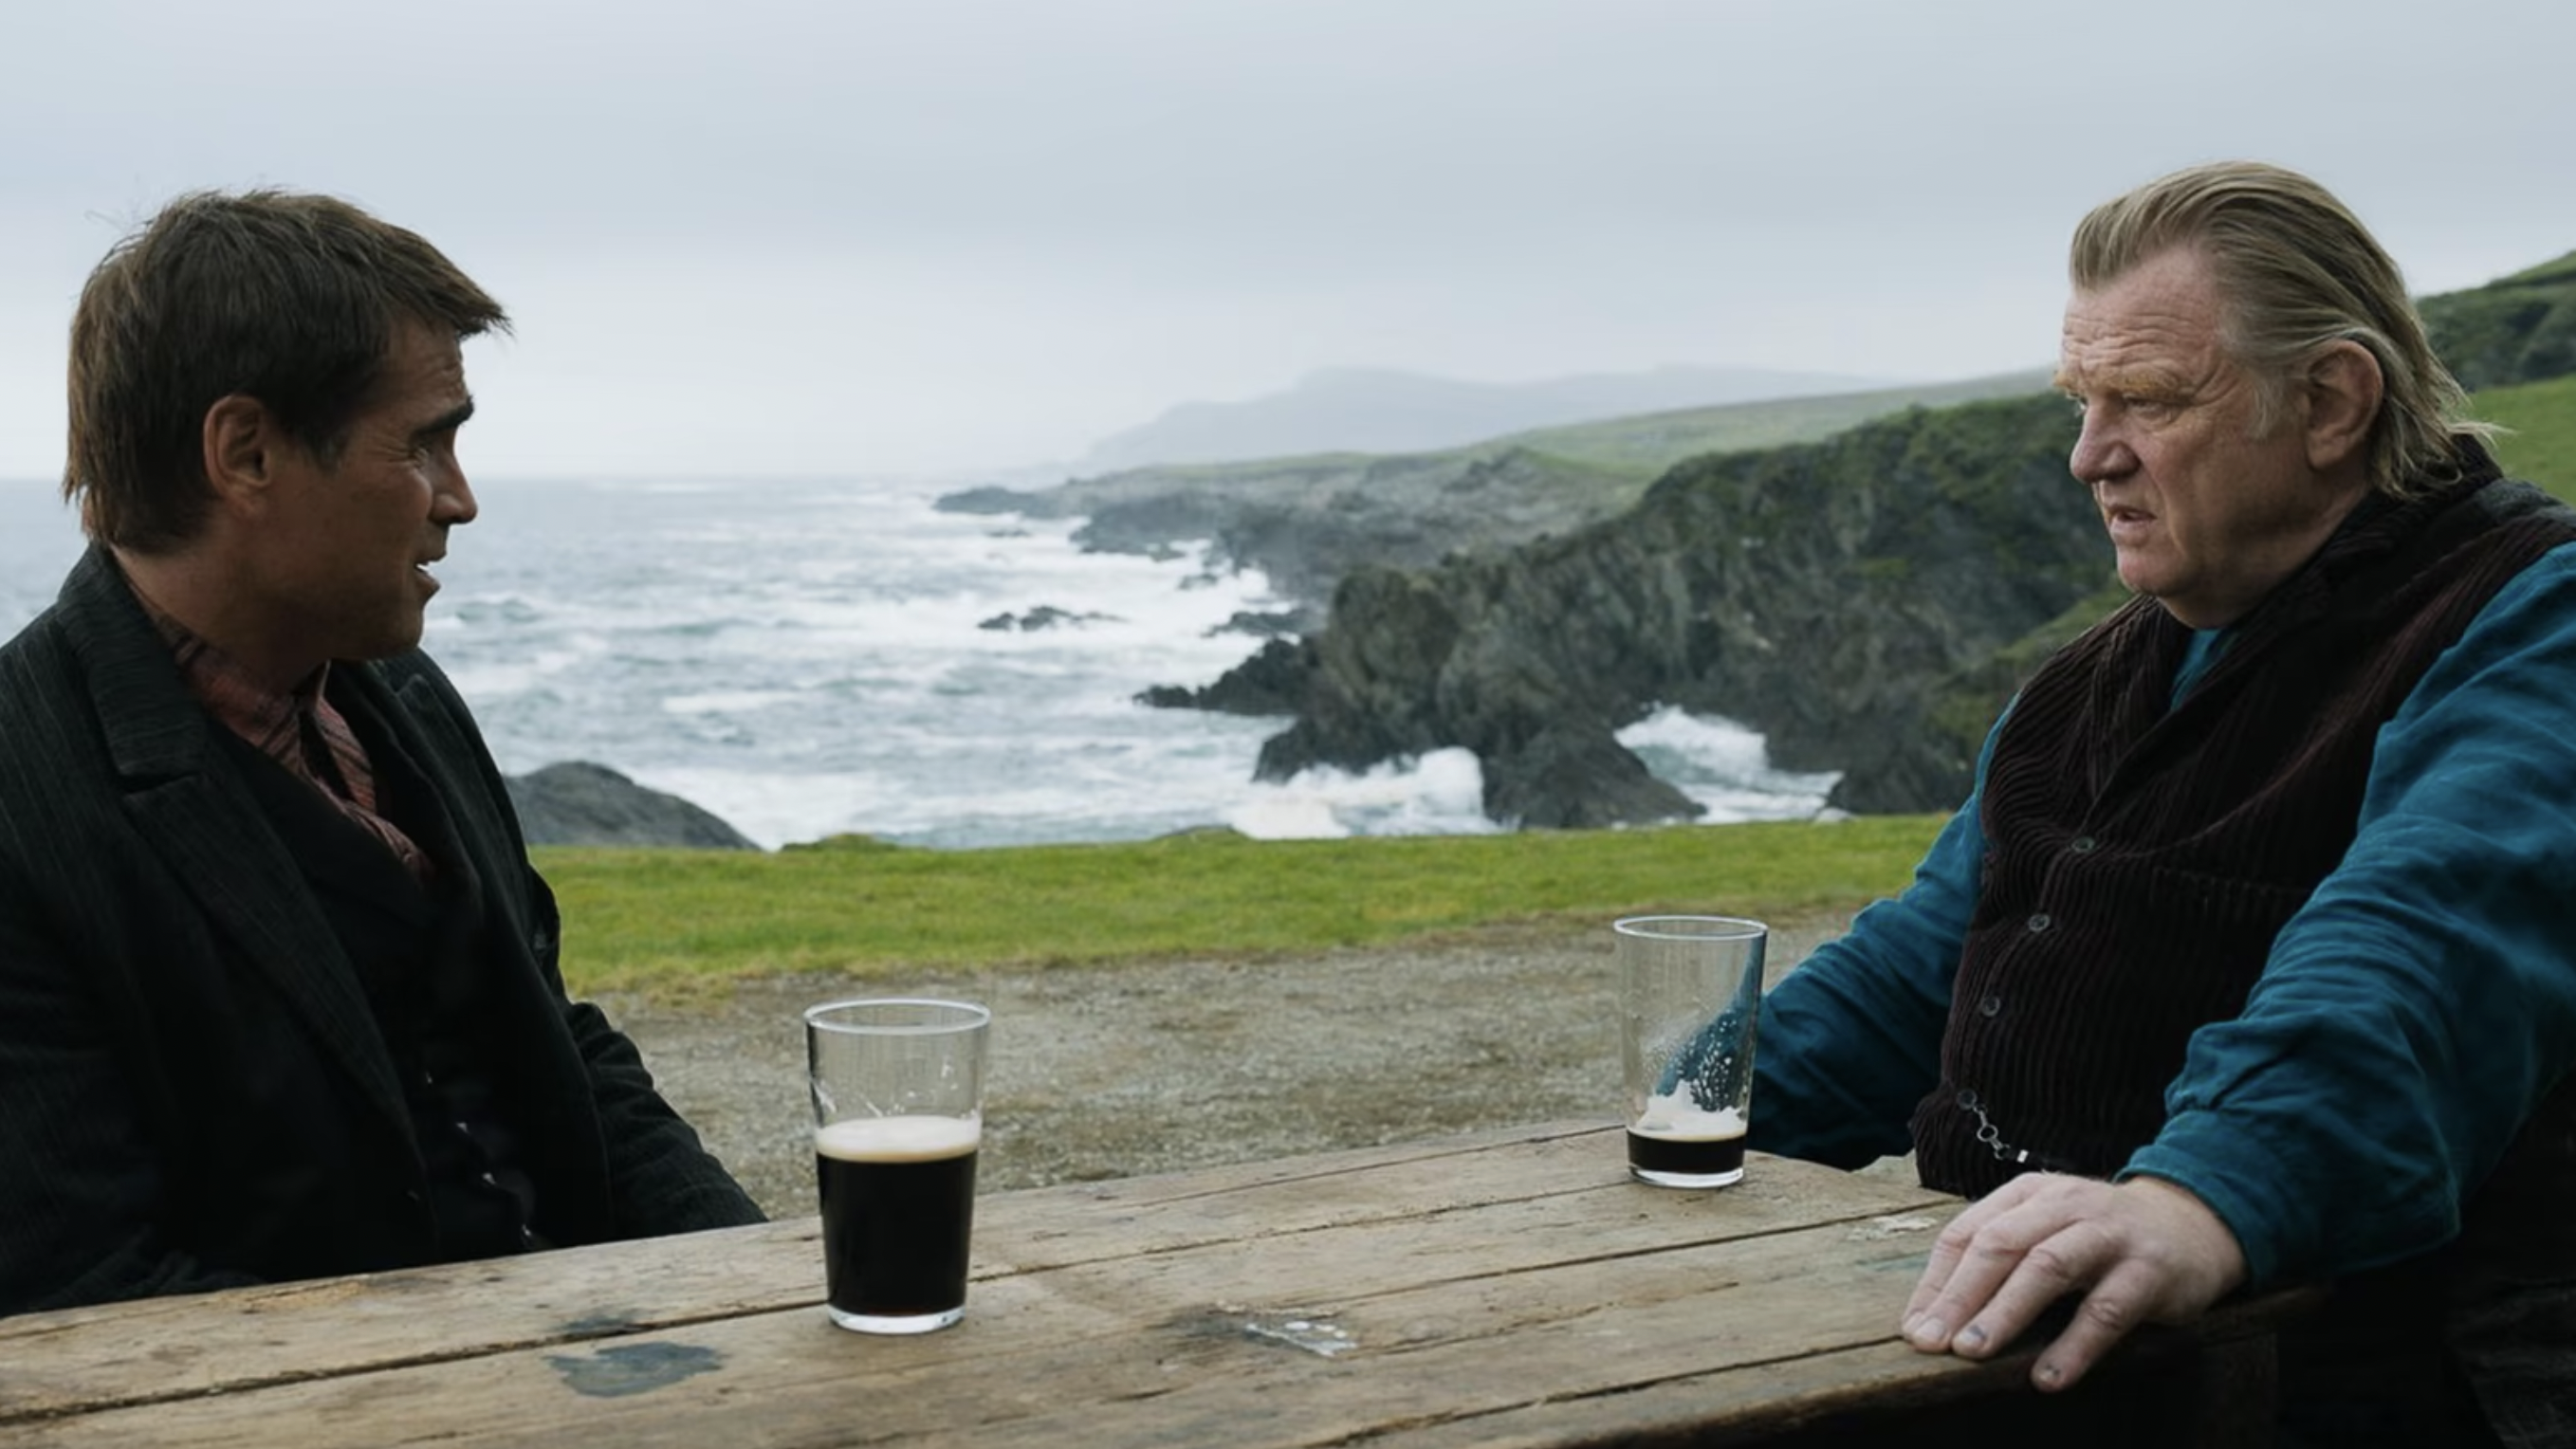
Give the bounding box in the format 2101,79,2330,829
201,394,285,512
2303,340,2383,476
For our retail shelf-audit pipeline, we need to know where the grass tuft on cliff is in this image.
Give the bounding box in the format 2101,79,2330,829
538,815,1945,995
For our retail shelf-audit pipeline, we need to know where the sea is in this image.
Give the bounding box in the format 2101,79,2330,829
0,474,1838,850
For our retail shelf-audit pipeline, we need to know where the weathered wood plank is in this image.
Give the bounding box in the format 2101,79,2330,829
0,1220,821,1428
15,1121,2309,1449
1364,1287,2323,1447
0,1193,1975,1448
984,1127,1948,1274
2,1122,1610,1422
0,1126,1944,1429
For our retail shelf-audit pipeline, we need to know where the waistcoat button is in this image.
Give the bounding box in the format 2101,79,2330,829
2027,913,2052,932
2070,835,2098,854
1978,994,2003,1018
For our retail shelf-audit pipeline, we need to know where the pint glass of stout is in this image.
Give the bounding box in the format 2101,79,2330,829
803,998,990,1333
1616,916,1767,1188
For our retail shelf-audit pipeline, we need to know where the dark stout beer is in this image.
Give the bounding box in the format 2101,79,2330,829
1627,1096,1747,1188
816,1115,981,1331
1626,1129,1746,1182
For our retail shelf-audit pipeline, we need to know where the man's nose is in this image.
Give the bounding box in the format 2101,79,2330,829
2069,412,2133,485
435,466,478,527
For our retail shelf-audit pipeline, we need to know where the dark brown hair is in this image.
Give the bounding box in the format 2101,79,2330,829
64,189,509,551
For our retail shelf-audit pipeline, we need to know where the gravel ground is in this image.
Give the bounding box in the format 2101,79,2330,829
599,910,1857,1220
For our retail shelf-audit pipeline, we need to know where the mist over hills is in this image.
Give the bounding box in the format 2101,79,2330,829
1076,363,1891,472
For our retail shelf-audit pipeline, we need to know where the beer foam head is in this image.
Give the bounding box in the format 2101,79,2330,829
1632,1090,1746,1142
816,1113,982,1163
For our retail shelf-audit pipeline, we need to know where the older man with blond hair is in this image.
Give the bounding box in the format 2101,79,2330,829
1747,161,2576,1445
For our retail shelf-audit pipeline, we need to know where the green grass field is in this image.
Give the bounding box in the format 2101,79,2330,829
2477,374,2576,500
539,816,1946,995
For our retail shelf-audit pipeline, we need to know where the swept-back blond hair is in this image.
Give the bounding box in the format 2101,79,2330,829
2070,161,2489,499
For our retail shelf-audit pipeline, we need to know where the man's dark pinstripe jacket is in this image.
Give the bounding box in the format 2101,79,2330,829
0,546,763,1315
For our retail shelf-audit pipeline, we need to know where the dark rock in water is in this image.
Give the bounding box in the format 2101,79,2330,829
933,485,1042,516
1137,638,1313,716
1482,724,1703,830
977,606,1120,632
1251,394,2115,827
1205,607,1318,639
507,761,761,851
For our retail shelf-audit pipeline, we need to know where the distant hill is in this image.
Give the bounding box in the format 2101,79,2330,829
1076,363,1891,472
2420,249,2576,392
943,368,2052,606
1489,368,2057,474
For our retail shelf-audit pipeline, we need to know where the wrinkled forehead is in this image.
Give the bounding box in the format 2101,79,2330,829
349,317,473,427
2055,251,2233,376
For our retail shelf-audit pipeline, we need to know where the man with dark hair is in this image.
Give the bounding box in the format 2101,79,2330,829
1747,161,2576,1444
0,189,764,1316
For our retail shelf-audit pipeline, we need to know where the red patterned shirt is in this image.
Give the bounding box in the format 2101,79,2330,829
131,585,433,882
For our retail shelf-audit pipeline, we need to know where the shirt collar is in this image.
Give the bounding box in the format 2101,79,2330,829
125,578,330,763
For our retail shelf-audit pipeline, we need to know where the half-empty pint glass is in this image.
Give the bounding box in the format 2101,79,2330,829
1617,916,1767,1188
803,998,990,1333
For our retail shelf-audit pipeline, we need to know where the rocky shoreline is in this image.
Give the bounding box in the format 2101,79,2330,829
947,395,2117,835
1241,394,2116,825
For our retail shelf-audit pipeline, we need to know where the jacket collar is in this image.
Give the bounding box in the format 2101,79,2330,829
56,544,415,1140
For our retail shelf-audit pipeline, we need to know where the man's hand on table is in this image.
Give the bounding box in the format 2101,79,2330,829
1900,1173,2248,1391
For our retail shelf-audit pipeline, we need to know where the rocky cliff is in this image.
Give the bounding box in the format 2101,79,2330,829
1242,394,2110,824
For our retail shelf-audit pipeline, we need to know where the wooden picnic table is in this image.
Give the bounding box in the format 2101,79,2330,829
0,1119,2311,1446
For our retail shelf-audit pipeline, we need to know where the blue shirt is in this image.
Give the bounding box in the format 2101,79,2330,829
1751,541,2576,1289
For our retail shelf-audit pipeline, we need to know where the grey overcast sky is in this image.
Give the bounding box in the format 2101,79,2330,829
3,0,2571,481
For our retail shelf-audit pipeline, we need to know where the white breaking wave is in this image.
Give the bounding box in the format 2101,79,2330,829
1226,748,1499,841
1617,707,1842,822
